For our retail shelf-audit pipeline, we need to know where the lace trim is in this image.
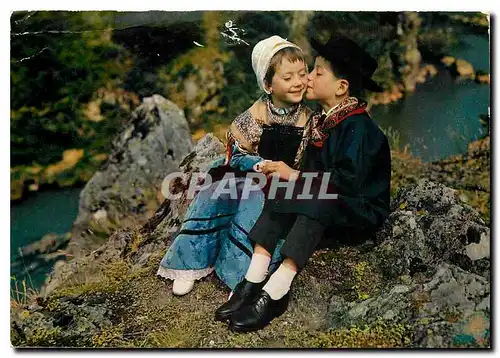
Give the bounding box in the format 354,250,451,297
157,266,214,281
263,95,302,126
266,94,298,116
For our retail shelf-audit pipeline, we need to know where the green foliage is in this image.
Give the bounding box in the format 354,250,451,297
418,17,459,59
308,12,402,93
11,11,133,166
280,320,412,348
309,12,399,51
23,327,63,347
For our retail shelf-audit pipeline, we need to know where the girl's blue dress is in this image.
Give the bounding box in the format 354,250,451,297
157,96,310,290
157,146,285,290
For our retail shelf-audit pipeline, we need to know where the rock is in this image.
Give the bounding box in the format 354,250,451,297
11,233,72,282
441,56,456,67
369,84,404,106
464,232,489,260
374,180,490,279
67,95,194,258
19,233,71,258
92,209,108,222
424,136,490,222
415,64,438,84
137,133,225,262
28,183,39,191
454,59,475,79
160,14,230,128
327,263,490,348
475,73,490,84
442,57,476,80
398,13,423,92
11,286,125,347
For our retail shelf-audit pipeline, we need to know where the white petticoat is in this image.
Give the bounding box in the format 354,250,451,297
157,266,214,281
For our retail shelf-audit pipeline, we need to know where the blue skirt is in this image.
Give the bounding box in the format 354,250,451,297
157,177,284,290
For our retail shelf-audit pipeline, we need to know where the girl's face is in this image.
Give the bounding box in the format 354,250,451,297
266,58,308,108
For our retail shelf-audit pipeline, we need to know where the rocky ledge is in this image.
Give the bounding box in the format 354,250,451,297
11,97,490,348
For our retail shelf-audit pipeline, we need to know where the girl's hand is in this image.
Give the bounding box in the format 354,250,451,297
253,160,271,172
261,161,300,181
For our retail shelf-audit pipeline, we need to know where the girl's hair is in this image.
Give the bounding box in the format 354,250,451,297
264,47,306,86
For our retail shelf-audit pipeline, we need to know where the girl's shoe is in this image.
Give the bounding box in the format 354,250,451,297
172,279,195,296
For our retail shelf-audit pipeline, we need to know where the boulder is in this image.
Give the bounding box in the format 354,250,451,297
454,59,475,79
475,73,490,84
374,179,489,280
442,57,476,80
67,95,193,258
328,263,490,348
11,233,72,284
20,233,71,258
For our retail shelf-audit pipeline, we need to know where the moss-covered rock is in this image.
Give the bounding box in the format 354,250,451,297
328,264,490,348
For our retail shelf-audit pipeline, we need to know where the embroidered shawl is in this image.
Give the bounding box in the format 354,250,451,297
227,96,313,169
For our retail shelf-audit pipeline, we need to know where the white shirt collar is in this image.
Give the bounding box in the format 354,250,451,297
321,102,341,118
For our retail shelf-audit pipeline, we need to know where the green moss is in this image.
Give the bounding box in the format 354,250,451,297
126,230,144,254
223,331,265,348
51,259,147,299
277,320,413,348
144,323,204,348
91,324,125,347
282,329,318,347
46,298,60,312
310,322,412,348
351,261,382,301
24,327,63,347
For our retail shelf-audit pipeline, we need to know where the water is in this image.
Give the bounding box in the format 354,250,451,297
449,33,490,71
371,33,490,162
372,69,490,162
10,188,82,291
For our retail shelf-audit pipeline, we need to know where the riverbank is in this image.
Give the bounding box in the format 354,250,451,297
11,187,82,292
11,151,108,202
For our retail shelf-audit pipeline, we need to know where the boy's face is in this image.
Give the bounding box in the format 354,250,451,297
267,58,308,106
306,56,340,101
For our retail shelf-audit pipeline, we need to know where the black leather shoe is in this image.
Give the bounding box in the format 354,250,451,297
214,279,266,322
229,290,289,332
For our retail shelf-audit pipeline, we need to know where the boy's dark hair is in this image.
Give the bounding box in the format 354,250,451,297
264,47,306,86
325,59,365,99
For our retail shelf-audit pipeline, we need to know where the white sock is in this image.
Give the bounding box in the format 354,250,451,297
262,264,297,300
245,253,271,283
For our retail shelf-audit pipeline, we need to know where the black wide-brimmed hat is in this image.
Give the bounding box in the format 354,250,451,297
310,35,383,92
